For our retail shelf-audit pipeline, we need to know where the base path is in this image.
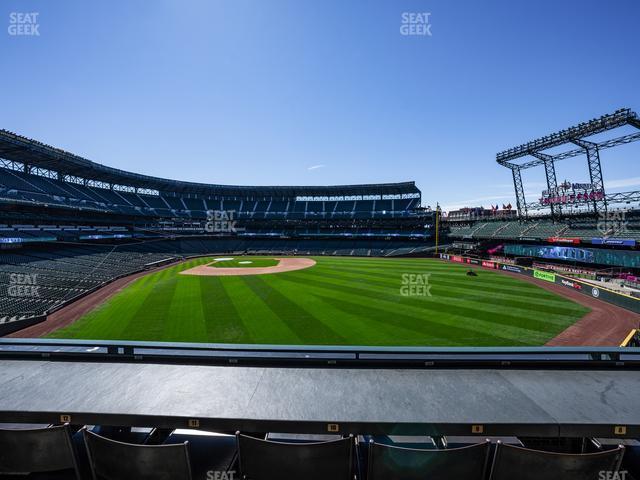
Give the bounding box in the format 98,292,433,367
179,257,316,276
496,269,640,346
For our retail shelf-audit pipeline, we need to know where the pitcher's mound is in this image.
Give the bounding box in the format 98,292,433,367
179,257,316,276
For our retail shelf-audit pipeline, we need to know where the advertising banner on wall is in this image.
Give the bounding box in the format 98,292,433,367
547,237,580,244
591,238,636,247
533,270,556,282
560,279,583,291
501,264,523,274
505,244,640,268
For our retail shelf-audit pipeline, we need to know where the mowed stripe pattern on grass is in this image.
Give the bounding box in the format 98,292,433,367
211,258,279,268
48,257,589,346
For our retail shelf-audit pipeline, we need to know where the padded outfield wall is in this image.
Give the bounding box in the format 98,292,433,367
440,253,640,314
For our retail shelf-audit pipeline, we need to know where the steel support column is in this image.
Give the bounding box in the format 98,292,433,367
571,138,607,218
512,166,527,219
530,152,561,218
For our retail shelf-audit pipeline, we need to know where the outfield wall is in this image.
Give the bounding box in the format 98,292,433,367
439,253,640,314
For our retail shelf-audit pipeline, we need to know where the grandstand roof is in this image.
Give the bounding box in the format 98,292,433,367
0,130,419,197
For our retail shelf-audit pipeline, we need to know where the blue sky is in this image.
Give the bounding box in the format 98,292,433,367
1,0,638,211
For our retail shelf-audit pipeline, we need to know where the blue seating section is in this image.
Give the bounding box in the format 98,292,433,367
0,168,419,220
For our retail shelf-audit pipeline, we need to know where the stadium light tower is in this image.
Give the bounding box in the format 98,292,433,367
529,151,561,219
570,138,607,216
496,108,640,219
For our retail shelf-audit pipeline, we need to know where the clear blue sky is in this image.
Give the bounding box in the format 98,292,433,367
1,0,638,211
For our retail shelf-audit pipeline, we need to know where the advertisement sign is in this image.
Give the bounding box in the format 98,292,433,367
547,237,580,244
451,256,464,263
540,181,604,206
560,279,583,291
0,238,24,243
536,246,595,263
482,261,496,269
466,258,481,265
501,264,522,273
540,190,604,206
591,238,636,247
533,270,556,282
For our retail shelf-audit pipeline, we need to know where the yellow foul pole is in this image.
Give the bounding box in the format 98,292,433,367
435,204,440,255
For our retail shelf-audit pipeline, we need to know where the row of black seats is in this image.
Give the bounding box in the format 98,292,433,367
0,424,627,480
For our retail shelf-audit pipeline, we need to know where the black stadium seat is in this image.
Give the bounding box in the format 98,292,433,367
0,424,81,479
488,442,625,480
236,432,353,480
367,439,491,480
83,429,192,480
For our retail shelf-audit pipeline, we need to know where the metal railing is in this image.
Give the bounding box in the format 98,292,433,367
1,338,639,369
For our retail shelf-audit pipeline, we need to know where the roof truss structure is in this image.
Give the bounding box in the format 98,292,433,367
496,108,640,218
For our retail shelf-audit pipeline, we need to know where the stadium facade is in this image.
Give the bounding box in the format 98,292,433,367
0,130,435,329
0,129,431,241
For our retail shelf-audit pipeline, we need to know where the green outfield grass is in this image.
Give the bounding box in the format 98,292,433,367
211,257,279,268
48,257,589,346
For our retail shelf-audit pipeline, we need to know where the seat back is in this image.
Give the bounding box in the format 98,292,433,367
0,424,80,477
367,439,490,480
237,433,353,480
83,429,192,480
489,442,625,480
